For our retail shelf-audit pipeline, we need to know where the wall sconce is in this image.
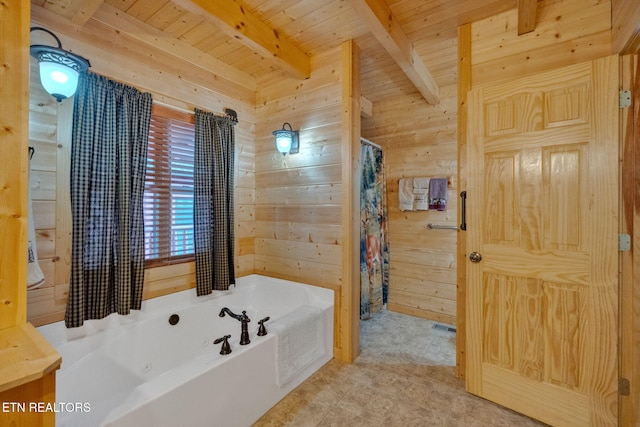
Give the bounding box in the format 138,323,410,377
30,27,91,102
272,122,299,155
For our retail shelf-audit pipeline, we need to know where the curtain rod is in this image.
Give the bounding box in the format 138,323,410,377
360,137,381,149
152,100,238,124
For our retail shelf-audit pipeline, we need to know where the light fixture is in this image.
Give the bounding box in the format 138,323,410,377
30,27,91,102
272,122,299,155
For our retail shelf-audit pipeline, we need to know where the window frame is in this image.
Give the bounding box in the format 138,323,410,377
143,104,196,268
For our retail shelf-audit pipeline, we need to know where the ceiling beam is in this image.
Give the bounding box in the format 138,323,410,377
65,0,105,25
92,4,256,91
360,95,373,119
517,0,538,35
347,0,439,105
172,0,310,79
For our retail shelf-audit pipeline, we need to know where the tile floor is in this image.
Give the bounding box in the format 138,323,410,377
253,309,547,427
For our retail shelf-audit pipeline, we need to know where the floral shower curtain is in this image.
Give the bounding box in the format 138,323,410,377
360,141,389,319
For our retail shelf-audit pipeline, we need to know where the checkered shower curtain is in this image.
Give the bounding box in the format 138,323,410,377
65,72,152,328
193,109,235,295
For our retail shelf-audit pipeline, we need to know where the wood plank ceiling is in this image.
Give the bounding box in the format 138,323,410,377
30,0,522,103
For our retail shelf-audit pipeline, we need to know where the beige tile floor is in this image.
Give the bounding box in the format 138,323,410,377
254,309,548,427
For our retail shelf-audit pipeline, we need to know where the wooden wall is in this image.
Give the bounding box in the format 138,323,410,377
27,4,257,326
470,0,612,87
360,0,619,372
361,87,459,325
360,40,460,325
27,63,71,325
27,5,355,360
253,46,349,358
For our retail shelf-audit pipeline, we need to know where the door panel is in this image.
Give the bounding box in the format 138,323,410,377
466,56,618,426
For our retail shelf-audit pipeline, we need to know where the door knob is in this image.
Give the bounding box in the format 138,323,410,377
469,252,482,263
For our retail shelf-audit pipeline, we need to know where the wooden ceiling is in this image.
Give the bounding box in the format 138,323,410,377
30,0,526,103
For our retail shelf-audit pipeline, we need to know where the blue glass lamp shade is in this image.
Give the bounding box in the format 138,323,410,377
38,60,80,101
272,123,299,155
30,27,90,102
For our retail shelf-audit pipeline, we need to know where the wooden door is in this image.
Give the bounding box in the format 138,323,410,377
466,56,619,426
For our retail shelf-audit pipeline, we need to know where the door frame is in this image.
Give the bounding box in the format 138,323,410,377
619,52,640,427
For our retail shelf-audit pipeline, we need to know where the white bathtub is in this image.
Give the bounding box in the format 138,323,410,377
37,274,334,427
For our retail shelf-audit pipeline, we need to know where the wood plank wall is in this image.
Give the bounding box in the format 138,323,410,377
471,0,612,88
254,46,347,358
27,4,354,361
360,68,459,324
360,0,620,377
27,5,256,326
26,63,69,325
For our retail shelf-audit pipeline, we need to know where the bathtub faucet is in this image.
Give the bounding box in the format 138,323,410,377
219,308,251,345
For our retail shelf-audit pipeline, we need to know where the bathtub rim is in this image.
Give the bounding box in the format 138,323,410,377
37,274,334,350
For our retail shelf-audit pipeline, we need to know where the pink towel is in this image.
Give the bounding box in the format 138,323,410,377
428,178,448,211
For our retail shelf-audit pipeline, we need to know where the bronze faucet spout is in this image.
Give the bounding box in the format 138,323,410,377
219,307,251,345
219,307,241,320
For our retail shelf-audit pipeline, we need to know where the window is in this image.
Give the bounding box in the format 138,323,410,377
143,105,195,266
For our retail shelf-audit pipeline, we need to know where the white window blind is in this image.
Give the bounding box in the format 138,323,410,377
144,105,195,266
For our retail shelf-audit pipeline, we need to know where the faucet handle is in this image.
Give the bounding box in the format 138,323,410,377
213,334,232,355
257,317,271,336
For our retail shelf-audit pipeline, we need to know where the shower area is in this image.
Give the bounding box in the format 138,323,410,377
359,137,389,320
357,135,456,367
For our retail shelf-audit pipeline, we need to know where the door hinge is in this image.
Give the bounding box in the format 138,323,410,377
619,377,631,396
619,233,631,251
620,90,631,108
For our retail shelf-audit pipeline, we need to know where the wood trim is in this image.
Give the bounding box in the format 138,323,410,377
517,0,538,35
612,0,640,55
54,100,73,289
619,29,640,56
620,52,640,427
387,302,455,326
151,104,195,124
0,323,60,393
0,0,30,329
632,55,640,427
456,22,472,379
360,95,373,119
0,370,57,427
340,40,361,362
